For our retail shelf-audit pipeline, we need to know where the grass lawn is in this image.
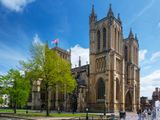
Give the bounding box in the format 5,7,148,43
18,113,92,117
0,109,26,113
0,109,96,117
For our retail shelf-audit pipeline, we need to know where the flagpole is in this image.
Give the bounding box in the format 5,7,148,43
52,39,59,47
92,0,94,5
55,42,58,47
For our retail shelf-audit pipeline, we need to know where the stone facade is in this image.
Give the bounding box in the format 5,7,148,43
72,64,89,112
88,4,140,112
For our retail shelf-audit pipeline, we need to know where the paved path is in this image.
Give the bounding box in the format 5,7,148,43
125,112,155,120
0,117,26,120
1,112,154,120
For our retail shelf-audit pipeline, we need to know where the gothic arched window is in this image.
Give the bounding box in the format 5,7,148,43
118,31,120,52
97,30,101,51
97,79,105,99
103,28,106,49
115,28,117,50
116,79,120,101
125,46,128,61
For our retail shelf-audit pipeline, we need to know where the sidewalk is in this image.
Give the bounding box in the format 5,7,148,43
0,112,138,120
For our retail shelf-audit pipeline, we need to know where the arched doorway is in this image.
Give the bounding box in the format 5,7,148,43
116,79,120,101
116,78,120,110
97,78,105,100
125,91,132,111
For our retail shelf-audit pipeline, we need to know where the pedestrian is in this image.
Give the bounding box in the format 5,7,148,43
57,106,61,114
152,109,156,120
144,109,148,119
148,109,152,120
123,111,126,120
119,111,126,120
137,109,142,120
40,103,45,112
141,111,145,120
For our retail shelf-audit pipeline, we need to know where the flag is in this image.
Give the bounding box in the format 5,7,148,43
52,39,59,44
52,38,59,46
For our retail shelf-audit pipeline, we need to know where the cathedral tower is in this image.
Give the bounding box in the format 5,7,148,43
88,4,140,112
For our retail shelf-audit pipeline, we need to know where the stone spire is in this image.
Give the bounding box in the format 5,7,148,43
107,4,114,18
118,13,121,24
90,3,97,23
128,28,134,39
91,4,95,16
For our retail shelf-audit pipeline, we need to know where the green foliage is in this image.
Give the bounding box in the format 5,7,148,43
20,42,76,92
0,97,3,104
0,69,30,108
44,44,76,93
20,42,76,116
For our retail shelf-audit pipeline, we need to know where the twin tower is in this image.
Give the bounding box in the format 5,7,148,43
88,4,140,112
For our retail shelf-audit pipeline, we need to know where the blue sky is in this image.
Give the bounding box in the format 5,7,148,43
0,0,160,98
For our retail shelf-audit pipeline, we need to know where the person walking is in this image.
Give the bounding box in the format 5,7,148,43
152,109,156,120
147,109,152,120
137,109,142,120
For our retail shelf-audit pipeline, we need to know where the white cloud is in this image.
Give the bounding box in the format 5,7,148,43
0,71,6,75
139,49,147,62
143,66,151,70
141,70,160,99
70,44,89,68
0,0,35,12
32,34,43,45
151,51,160,62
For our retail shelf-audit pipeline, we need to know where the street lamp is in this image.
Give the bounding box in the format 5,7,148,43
86,107,88,120
104,94,106,116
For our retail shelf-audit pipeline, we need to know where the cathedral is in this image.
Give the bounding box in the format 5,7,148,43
87,4,140,112
73,4,140,112
29,4,140,113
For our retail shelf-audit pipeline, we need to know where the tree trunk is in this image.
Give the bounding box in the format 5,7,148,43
45,86,49,116
14,103,17,114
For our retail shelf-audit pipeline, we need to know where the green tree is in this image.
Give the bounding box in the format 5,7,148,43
0,69,30,113
20,42,76,116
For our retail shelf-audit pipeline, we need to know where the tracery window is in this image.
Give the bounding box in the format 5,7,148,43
97,79,105,99
103,28,106,49
97,30,101,51
115,28,117,50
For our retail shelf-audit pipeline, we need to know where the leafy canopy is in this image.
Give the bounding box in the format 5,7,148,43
0,69,30,107
20,42,76,93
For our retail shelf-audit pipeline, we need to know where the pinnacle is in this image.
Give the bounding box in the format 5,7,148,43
107,4,114,17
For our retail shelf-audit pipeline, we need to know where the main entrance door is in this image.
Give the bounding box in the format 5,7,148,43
125,91,132,111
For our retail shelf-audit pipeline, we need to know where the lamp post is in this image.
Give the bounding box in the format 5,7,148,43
104,94,106,116
86,107,88,120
